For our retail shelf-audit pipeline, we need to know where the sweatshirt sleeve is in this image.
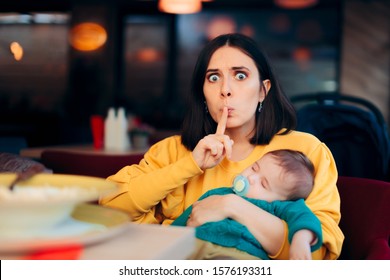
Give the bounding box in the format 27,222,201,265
99,136,203,224
305,143,345,259
274,199,323,252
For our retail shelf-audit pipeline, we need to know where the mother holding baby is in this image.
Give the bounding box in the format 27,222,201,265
100,33,344,260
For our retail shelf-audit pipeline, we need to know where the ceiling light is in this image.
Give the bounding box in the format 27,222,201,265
69,22,107,52
158,0,202,14
274,0,318,9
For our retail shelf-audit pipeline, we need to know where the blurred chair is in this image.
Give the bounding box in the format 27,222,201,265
40,150,144,178
337,176,390,259
291,93,390,181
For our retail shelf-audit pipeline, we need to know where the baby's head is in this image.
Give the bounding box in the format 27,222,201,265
232,149,315,202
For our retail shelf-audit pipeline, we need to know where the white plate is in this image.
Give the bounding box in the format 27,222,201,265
0,173,118,205
0,173,119,232
0,203,130,253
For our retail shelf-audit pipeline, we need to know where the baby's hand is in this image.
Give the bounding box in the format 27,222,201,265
289,229,316,260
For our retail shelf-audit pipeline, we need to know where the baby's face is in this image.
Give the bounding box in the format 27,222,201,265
239,154,292,202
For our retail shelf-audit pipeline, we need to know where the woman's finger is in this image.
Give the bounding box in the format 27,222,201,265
216,106,228,135
220,135,233,159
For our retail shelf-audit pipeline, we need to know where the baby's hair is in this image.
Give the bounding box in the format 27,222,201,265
267,149,315,200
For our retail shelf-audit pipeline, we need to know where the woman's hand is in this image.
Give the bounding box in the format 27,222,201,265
192,107,233,170
187,194,234,227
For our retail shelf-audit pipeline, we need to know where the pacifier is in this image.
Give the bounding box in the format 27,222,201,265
232,175,250,197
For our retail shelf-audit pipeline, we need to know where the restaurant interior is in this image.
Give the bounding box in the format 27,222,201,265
1,0,389,181
0,0,390,261
0,0,387,148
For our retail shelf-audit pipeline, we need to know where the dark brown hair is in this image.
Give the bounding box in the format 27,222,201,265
268,149,315,200
181,33,296,150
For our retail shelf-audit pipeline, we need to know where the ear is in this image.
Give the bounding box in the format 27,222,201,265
259,79,271,101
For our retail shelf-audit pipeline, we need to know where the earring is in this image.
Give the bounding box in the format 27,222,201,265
204,101,209,113
258,102,263,113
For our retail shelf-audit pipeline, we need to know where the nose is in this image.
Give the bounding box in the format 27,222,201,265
247,174,259,186
220,77,232,97
221,92,231,97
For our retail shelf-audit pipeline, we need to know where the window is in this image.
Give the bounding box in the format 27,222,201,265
0,13,69,146
123,15,177,129
0,13,69,114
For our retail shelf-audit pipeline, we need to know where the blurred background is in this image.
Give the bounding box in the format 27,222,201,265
0,0,389,149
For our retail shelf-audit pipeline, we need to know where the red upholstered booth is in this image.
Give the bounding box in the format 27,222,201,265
337,176,390,259
41,150,144,178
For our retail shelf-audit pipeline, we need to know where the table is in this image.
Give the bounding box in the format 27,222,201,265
83,223,195,260
0,223,195,260
20,144,148,160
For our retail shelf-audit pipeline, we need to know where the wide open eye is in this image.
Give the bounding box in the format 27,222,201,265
235,72,247,80
207,74,220,82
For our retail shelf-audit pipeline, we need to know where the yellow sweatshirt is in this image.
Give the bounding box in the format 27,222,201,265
100,130,344,259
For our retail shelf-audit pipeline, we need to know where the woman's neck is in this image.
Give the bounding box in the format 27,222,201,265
230,140,255,161
226,128,256,161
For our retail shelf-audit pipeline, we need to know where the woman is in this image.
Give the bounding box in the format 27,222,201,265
100,33,344,259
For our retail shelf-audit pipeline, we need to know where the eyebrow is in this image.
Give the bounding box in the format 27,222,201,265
206,66,250,73
253,161,260,170
232,66,250,71
206,69,218,74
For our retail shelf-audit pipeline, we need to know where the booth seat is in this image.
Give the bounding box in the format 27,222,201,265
337,176,390,260
40,150,144,178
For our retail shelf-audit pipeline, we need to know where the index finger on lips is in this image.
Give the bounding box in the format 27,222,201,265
216,106,228,135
